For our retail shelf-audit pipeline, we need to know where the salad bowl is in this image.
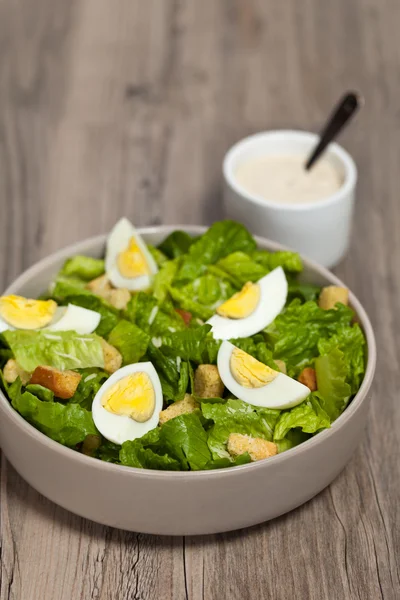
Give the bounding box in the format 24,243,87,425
0,226,376,535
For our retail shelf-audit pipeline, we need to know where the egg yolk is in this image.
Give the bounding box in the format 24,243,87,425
216,282,260,319
102,372,155,422
0,295,57,329
117,237,150,278
230,347,278,388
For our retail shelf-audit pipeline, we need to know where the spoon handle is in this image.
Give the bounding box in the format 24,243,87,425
305,91,362,171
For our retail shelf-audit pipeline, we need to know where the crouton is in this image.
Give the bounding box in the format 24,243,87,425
108,288,131,310
274,359,287,374
319,286,349,310
86,274,112,299
194,364,224,398
3,359,30,385
29,366,81,399
175,308,192,326
100,338,122,373
159,394,199,425
298,367,318,391
227,433,277,462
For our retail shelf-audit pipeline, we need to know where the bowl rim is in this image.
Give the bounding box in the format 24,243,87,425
223,129,358,212
0,225,376,480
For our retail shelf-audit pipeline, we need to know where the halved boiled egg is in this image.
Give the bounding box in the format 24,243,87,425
47,304,101,334
92,363,163,444
217,341,310,409
105,218,158,291
0,295,57,332
207,267,288,340
0,295,101,334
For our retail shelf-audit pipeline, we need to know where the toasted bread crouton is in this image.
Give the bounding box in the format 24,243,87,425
108,288,131,310
100,338,122,373
298,367,318,391
86,274,131,309
227,433,277,462
274,359,287,374
30,366,81,399
194,364,224,398
319,286,349,310
86,274,112,299
3,359,30,385
159,394,199,425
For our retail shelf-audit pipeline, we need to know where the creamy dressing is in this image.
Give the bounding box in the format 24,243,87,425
235,154,343,205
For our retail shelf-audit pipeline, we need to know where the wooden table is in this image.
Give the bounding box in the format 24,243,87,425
0,1,398,598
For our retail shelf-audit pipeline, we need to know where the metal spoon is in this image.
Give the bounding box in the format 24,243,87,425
305,91,363,171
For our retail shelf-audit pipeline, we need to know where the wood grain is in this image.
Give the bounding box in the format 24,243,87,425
0,0,398,598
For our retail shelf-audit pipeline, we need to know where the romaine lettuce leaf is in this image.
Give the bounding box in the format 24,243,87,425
158,325,220,364
65,294,120,337
265,299,354,376
153,260,180,303
59,255,105,281
176,220,257,282
273,396,330,441
51,276,92,301
68,368,109,410
97,440,121,463
9,378,98,446
287,280,321,303
318,324,366,393
120,442,180,470
169,287,214,320
251,249,303,274
315,348,352,420
25,383,54,402
202,399,280,459
216,252,268,286
172,274,236,316
108,319,150,365
3,330,105,372
158,230,194,259
125,292,185,336
204,453,252,469
147,245,168,266
146,342,190,401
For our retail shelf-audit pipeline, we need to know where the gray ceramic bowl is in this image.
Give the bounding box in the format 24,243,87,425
0,226,376,535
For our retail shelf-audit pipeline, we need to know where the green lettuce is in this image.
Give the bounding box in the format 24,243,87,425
152,260,180,303
9,379,98,446
97,440,121,463
287,280,321,303
273,396,330,441
59,255,105,281
25,384,54,402
108,320,150,365
125,292,185,336
318,324,366,393
265,300,354,376
158,325,220,364
177,274,236,309
251,250,303,274
147,245,168,266
146,342,189,401
50,276,91,301
202,399,280,459
68,368,109,410
176,220,257,282
216,252,268,286
3,330,105,372
158,231,194,259
169,287,214,320
315,348,352,420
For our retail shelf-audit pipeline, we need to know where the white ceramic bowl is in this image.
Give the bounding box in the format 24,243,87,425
0,226,376,535
223,130,357,268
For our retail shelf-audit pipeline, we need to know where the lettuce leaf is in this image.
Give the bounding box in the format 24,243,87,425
51,276,92,301
108,320,150,365
158,325,220,364
265,300,354,376
315,348,352,420
97,440,121,463
65,294,120,338
204,453,252,469
251,249,303,274
3,330,105,372
146,343,190,401
202,399,280,459
158,231,194,259
147,245,168,266
124,292,185,336
10,379,98,446
273,396,330,441
287,280,321,303
171,274,236,317
59,255,105,281
318,324,366,393
176,220,257,282
216,252,268,286
169,287,214,320
152,260,180,303
25,384,54,402
120,413,211,471
68,368,109,410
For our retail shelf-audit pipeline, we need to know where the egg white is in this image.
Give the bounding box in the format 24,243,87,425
207,266,288,340
105,218,158,291
92,362,163,445
217,341,310,410
47,304,101,334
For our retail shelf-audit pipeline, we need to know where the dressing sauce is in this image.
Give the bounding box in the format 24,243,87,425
235,154,343,205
